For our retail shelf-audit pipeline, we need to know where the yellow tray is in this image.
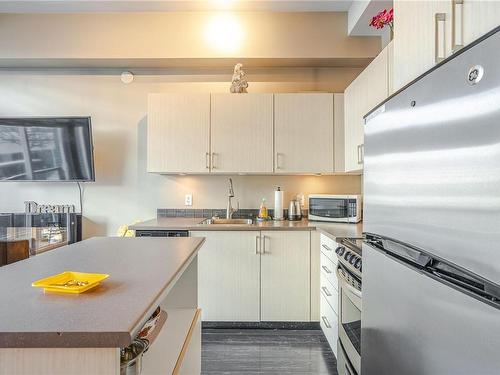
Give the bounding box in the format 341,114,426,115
32,271,109,294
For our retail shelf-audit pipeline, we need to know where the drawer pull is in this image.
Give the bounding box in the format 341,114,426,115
322,265,332,274
322,286,332,297
321,316,331,329
321,244,332,252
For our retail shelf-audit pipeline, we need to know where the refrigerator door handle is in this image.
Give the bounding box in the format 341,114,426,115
366,235,432,267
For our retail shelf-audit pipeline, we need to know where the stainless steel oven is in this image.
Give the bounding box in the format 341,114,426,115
335,238,362,375
308,195,362,223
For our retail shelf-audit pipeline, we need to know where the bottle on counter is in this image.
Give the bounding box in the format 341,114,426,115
258,198,269,221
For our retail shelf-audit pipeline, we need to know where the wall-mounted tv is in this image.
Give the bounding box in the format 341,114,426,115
0,117,95,181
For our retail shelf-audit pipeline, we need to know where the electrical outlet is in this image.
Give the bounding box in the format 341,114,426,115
185,194,193,206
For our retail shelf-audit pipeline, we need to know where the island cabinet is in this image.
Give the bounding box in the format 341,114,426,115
0,237,204,375
192,230,312,322
274,93,334,174
210,93,274,173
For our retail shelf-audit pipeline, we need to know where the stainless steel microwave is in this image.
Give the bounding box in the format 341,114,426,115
308,195,362,223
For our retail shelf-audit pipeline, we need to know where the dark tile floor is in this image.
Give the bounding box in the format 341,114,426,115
201,329,338,374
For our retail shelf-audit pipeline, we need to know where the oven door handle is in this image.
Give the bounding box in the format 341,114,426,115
337,267,362,299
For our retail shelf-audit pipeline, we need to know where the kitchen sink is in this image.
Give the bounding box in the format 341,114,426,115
200,218,253,225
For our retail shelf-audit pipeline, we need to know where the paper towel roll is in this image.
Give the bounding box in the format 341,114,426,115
274,187,284,220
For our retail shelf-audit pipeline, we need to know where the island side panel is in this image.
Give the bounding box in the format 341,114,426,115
161,255,198,310
0,347,119,375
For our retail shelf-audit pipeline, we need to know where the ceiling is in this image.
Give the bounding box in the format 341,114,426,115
0,0,354,13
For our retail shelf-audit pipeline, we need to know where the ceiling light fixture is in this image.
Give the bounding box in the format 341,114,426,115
204,13,244,54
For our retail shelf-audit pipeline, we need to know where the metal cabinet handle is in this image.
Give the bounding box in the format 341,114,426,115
322,265,332,274
205,152,210,170
322,244,332,252
452,0,464,52
255,236,260,254
211,152,217,169
360,144,364,164
357,144,364,165
276,152,284,170
322,286,332,297
321,316,331,329
262,235,267,254
435,13,447,63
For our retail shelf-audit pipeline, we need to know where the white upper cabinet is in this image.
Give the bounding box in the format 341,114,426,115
344,45,390,172
393,0,500,92
147,93,210,173
274,93,334,174
393,0,452,91
210,94,274,174
462,2,500,47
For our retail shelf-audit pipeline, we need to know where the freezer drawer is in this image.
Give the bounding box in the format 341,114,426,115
362,243,500,375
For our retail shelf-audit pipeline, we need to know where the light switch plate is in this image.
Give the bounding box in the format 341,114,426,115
185,194,193,206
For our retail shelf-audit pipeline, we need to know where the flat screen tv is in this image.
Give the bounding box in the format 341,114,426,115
0,117,95,181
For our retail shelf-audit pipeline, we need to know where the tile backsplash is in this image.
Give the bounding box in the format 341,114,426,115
157,208,308,219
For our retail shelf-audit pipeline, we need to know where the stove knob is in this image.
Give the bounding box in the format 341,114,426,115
354,258,362,269
344,251,351,261
335,246,345,256
349,255,358,265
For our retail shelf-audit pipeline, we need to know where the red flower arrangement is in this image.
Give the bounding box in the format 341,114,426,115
369,8,394,30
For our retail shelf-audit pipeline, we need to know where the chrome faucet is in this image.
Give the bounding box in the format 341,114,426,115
226,178,239,219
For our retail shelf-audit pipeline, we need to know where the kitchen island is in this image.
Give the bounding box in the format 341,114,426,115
0,236,204,375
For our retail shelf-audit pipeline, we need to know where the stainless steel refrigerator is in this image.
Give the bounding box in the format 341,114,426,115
362,26,500,375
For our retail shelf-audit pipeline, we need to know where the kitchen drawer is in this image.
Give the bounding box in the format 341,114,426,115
320,293,338,355
320,252,338,291
321,271,339,313
320,234,337,261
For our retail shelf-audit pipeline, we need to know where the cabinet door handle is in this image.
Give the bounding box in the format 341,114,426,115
452,0,464,52
435,13,447,63
322,286,332,297
205,152,210,170
211,152,217,169
255,236,260,254
357,144,364,165
345,364,353,375
262,235,267,254
276,153,284,170
322,244,332,252
321,316,331,329
322,265,332,274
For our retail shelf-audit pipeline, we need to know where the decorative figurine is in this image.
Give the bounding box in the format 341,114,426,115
230,63,249,93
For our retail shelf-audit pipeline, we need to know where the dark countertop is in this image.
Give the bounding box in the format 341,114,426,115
130,218,363,239
0,236,204,348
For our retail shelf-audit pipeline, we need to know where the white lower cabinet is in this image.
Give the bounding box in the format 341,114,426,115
320,234,339,355
192,231,261,322
320,293,339,355
261,231,311,321
194,230,311,322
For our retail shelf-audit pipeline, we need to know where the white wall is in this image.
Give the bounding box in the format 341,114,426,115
0,69,361,237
